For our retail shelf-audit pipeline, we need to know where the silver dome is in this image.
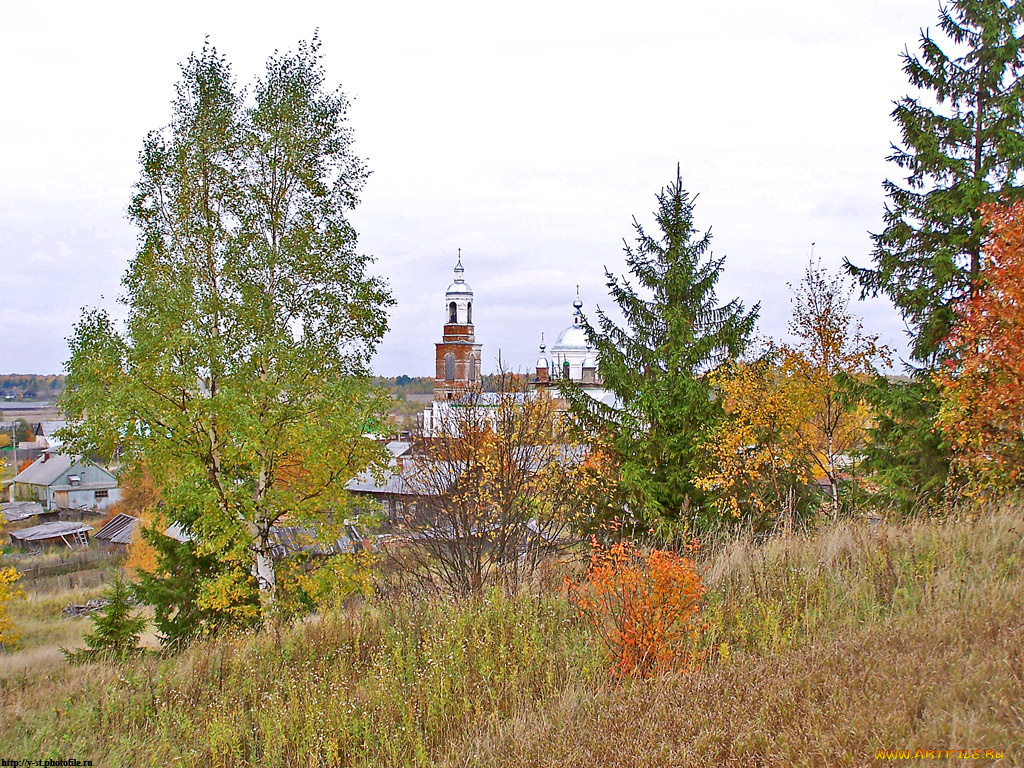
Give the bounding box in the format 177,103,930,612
446,280,473,295
446,256,473,296
552,325,588,351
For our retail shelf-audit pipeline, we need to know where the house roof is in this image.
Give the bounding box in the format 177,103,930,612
13,453,73,486
1,501,46,523
269,525,366,559
346,464,435,496
94,513,140,544
164,521,191,543
13,454,116,489
385,440,413,459
36,420,67,438
8,521,93,542
36,420,67,449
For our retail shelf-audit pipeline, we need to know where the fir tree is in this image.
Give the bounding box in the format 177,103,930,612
848,0,1024,365
844,1,1024,507
67,573,148,662
563,169,758,535
133,522,259,647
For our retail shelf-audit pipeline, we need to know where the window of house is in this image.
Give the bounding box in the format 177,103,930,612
68,475,81,486
94,489,109,500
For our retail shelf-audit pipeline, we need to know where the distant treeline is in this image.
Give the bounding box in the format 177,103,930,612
0,374,65,399
375,376,434,395
376,373,528,396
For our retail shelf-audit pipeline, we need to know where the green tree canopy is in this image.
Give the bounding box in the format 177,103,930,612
563,169,758,536
848,0,1024,365
61,38,393,623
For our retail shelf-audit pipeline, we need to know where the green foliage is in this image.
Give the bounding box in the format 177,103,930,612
133,524,259,647
563,168,758,535
59,37,393,625
851,374,951,516
66,573,148,661
847,0,1024,365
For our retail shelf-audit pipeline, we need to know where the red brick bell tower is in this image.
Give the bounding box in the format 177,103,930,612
434,252,483,400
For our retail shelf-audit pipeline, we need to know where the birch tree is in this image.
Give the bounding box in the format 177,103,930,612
61,38,392,623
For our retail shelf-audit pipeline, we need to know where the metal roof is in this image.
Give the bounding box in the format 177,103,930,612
385,440,413,459
13,453,72,486
1,501,46,523
269,525,366,559
8,521,93,542
37,420,67,438
94,513,140,544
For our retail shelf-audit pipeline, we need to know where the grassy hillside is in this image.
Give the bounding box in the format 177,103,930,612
1,509,1021,766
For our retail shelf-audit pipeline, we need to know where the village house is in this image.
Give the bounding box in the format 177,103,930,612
11,452,120,511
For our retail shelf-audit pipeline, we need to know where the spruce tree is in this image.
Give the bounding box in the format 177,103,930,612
845,1,1024,508
848,0,1024,365
563,169,758,535
67,573,148,661
133,522,259,646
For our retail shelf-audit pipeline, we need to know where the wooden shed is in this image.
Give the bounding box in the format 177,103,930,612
93,513,140,551
8,521,93,551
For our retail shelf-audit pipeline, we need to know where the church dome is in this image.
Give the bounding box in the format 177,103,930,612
536,336,550,369
446,279,473,296
446,257,472,296
551,296,588,352
553,325,588,350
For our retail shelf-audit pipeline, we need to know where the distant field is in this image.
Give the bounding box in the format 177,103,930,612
0,403,61,421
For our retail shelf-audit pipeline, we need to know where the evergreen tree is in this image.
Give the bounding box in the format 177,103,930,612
853,374,951,515
563,169,758,535
848,0,1024,365
133,519,259,647
845,1,1024,507
67,573,148,661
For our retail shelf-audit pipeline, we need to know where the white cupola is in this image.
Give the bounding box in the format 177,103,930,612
445,250,474,325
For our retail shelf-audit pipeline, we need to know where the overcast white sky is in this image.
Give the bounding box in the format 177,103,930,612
1,0,943,377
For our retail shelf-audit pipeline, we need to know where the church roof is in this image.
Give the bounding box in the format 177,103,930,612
446,256,473,296
551,296,589,352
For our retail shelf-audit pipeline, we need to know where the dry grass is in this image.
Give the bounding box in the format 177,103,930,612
0,508,1021,766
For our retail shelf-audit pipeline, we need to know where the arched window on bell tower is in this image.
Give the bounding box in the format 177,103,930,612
445,353,455,381
467,302,473,324
448,302,457,323
563,360,571,380
469,355,477,382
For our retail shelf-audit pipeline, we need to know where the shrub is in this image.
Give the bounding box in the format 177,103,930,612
568,538,705,678
0,565,25,650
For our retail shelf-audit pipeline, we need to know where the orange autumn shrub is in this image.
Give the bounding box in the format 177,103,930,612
568,538,705,679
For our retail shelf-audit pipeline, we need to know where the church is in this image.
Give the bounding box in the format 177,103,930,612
419,254,611,435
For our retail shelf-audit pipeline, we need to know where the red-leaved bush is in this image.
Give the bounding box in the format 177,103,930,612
568,538,705,678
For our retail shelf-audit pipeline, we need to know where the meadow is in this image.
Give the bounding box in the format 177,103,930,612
0,507,1021,767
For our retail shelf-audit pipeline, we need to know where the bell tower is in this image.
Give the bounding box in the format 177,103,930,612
434,251,483,400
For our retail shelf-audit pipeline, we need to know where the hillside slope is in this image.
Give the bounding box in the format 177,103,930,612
1,510,1021,767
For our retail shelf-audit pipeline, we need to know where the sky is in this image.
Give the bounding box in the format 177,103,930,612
0,0,944,377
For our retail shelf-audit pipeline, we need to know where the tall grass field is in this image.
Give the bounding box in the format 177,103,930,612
1,508,1021,767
